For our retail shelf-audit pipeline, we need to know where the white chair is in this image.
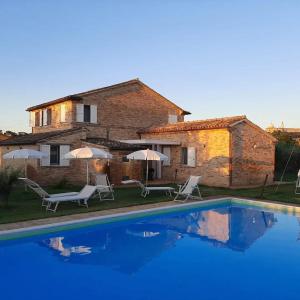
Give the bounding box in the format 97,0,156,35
136,181,174,198
295,170,300,194
174,176,202,202
95,174,114,201
44,185,98,212
19,178,79,207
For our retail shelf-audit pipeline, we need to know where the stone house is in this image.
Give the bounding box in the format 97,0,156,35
138,116,276,187
0,79,276,187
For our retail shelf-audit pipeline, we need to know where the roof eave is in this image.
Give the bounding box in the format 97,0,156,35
26,95,82,111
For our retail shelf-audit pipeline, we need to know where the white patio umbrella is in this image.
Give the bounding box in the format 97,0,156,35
64,147,113,184
3,149,48,178
126,149,168,186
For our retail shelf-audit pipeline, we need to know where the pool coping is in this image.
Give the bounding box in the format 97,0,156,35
1,196,300,241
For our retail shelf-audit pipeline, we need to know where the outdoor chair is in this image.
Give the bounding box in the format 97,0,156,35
43,185,99,212
174,175,202,202
19,177,79,207
121,179,174,198
95,174,115,201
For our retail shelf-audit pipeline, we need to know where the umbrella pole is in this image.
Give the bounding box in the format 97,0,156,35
86,159,89,185
146,159,149,187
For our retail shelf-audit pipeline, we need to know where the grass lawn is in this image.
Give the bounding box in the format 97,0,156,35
0,182,299,224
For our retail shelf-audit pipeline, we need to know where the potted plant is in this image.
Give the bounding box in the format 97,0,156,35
0,167,20,206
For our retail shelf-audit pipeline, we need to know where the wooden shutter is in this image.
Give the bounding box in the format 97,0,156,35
39,111,43,127
76,104,84,122
187,147,196,167
91,105,97,124
60,104,66,122
59,145,70,166
29,112,35,127
40,145,50,166
163,147,171,166
42,109,47,126
168,115,177,124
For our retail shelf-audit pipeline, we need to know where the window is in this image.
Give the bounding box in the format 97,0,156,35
181,147,188,165
40,145,70,167
50,145,60,165
47,109,52,125
76,104,97,123
84,105,91,123
35,111,40,127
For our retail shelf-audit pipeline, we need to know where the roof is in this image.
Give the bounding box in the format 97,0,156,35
26,79,190,115
85,138,144,151
0,134,10,141
139,115,247,134
0,128,82,146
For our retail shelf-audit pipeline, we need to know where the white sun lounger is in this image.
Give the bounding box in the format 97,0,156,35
44,185,99,212
95,174,114,201
19,177,79,207
174,176,202,202
122,179,174,197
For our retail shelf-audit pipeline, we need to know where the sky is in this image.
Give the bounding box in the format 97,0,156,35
0,0,300,133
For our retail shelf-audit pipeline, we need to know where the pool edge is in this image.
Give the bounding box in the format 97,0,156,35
1,197,300,241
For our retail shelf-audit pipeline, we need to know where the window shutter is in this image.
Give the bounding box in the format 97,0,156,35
168,115,177,124
43,109,48,126
91,105,97,124
59,145,70,166
39,111,43,127
76,104,84,122
60,104,66,122
187,147,196,167
29,112,35,127
40,145,50,166
163,147,171,166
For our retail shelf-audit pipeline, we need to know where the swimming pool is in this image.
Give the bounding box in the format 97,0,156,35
1,198,300,300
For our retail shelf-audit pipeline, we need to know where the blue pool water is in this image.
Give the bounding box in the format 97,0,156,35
1,201,300,300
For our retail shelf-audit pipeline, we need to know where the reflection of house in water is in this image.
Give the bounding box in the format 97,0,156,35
41,206,276,274
149,207,277,251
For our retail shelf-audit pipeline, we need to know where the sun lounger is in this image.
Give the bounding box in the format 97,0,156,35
122,179,174,197
44,185,99,212
174,176,202,202
95,174,114,201
19,177,79,207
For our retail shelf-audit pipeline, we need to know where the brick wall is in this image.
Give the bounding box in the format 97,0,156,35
30,82,185,140
141,129,231,187
230,122,275,186
32,100,73,133
0,129,142,187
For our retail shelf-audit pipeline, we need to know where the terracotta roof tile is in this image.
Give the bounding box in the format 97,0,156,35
85,138,144,150
139,115,247,134
0,128,82,146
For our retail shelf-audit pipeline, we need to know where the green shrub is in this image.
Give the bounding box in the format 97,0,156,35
0,167,21,206
53,178,69,189
275,142,300,181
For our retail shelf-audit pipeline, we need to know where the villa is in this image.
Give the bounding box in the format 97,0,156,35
0,79,276,187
